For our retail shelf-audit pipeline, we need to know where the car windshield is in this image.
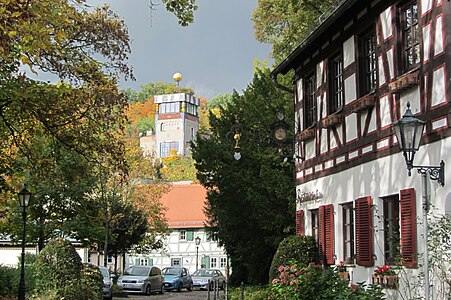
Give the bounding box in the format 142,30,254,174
193,269,214,277
163,268,181,275
125,266,150,276
99,268,109,278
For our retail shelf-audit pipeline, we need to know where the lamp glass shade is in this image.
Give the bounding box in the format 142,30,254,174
392,105,425,153
18,187,32,207
195,236,201,246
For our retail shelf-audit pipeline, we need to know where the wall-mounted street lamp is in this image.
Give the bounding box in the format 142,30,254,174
229,121,243,161
392,102,445,300
272,112,289,147
17,186,32,300
195,236,201,270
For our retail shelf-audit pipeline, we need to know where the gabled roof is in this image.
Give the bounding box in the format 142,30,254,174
160,183,207,229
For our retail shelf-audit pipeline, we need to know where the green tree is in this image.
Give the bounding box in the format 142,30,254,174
0,135,98,251
209,93,233,109
252,0,337,62
191,71,296,285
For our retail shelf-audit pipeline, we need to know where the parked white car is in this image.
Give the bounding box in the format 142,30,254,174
117,266,164,295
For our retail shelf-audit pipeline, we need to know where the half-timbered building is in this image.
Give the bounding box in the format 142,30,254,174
271,0,450,298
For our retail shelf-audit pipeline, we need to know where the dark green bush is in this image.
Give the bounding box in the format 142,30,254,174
268,235,319,282
33,238,101,300
34,238,83,293
81,263,103,300
0,264,19,297
0,253,36,297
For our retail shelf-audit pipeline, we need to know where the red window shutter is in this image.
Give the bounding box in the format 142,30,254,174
355,196,374,266
296,210,305,235
400,188,417,267
318,205,335,265
324,204,335,265
319,206,325,263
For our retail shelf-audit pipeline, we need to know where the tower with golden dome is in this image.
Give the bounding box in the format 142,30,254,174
153,73,200,158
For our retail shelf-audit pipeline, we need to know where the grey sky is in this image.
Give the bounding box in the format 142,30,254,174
96,0,273,100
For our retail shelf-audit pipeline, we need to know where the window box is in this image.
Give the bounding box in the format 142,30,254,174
349,95,376,113
298,129,315,141
320,113,343,128
388,70,419,93
383,275,399,288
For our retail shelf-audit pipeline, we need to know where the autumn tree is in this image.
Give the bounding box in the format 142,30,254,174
0,0,133,198
160,149,197,182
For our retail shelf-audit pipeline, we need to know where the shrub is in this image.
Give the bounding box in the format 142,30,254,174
0,264,19,297
270,260,385,299
32,238,101,300
80,264,103,300
228,285,272,300
0,253,37,298
268,235,319,282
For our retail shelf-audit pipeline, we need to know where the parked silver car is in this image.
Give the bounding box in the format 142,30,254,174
98,266,113,300
117,266,164,295
192,269,226,290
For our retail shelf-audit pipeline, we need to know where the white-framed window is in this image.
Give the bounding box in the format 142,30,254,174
107,256,113,264
171,258,181,266
210,257,217,268
220,257,227,268
160,141,179,158
180,230,186,241
134,257,153,266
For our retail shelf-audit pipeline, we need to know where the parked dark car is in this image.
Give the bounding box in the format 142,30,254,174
117,265,164,295
99,266,113,300
192,269,226,290
162,267,193,292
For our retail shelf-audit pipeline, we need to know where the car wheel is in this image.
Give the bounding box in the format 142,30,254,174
145,284,152,295
177,282,182,292
159,284,165,294
187,281,193,291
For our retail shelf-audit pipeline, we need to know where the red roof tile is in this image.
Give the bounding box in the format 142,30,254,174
160,183,207,228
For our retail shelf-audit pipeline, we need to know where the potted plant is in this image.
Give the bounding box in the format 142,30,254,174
334,261,349,281
372,265,398,287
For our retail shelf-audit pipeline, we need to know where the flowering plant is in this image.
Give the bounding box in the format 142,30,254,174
374,265,396,276
334,261,347,273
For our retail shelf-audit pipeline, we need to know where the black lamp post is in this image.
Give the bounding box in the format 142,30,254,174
392,102,445,300
17,186,32,300
195,236,201,270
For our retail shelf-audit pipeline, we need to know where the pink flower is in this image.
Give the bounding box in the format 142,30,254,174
278,265,285,272
289,274,295,278
271,278,279,284
290,265,297,271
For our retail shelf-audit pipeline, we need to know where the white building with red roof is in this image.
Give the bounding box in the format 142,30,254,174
128,182,227,274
